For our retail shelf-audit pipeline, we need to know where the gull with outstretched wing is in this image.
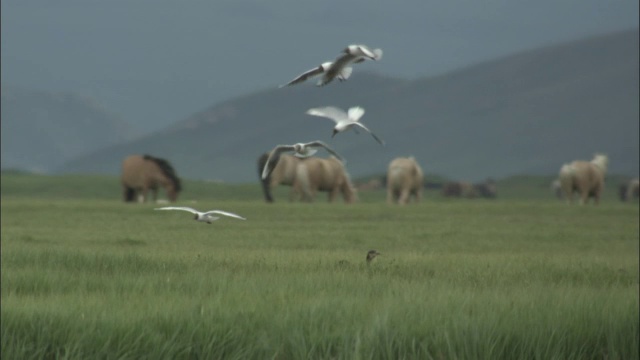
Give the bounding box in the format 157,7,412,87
261,141,346,179
306,106,385,146
154,207,246,224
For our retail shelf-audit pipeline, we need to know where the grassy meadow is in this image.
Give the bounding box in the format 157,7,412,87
1,173,639,359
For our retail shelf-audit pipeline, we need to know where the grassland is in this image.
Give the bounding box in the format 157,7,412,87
1,173,638,359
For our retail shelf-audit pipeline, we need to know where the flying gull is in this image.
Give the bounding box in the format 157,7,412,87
261,141,346,179
305,106,385,146
280,44,382,87
154,207,246,224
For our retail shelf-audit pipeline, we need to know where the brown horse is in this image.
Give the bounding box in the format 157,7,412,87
121,154,182,203
293,156,357,203
257,152,302,203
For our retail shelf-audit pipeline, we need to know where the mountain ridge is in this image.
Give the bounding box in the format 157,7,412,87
56,29,639,182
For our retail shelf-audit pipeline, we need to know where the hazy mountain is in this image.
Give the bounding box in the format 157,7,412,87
1,86,136,172
2,0,638,132
56,30,639,183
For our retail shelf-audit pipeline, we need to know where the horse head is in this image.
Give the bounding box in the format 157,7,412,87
591,153,609,172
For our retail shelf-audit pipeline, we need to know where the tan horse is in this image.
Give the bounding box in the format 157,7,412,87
619,178,639,202
558,153,608,205
387,156,424,205
121,154,182,203
257,152,302,203
294,156,357,203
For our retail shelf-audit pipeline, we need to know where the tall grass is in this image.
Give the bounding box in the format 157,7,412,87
1,174,638,359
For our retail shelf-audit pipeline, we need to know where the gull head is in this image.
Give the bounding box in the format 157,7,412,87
332,129,339,138
193,214,199,221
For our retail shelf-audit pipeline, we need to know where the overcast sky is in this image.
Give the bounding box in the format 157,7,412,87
2,0,638,133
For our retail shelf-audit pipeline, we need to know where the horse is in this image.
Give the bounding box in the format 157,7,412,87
619,178,640,202
386,156,424,205
474,178,497,199
121,154,182,203
558,153,608,205
441,181,476,198
293,156,357,204
257,152,302,203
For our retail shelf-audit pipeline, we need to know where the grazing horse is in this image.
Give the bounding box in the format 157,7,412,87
387,156,424,205
121,154,182,203
257,152,302,203
294,156,357,203
442,181,476,198
558,153,608,205
619,178,640,202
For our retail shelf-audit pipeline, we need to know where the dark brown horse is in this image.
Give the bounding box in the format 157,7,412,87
121,154,182,203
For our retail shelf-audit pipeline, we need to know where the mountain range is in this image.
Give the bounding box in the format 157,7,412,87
19,29,640,182
1,86,135,173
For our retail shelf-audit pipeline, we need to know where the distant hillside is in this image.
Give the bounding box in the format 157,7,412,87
1,86,136,172
57,29,639,183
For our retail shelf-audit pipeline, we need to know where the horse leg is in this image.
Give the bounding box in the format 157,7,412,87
399,189,410,205
387,186,394,204
139,188,147,203
328,186,340,203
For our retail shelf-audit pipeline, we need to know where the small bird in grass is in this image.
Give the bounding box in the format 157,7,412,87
366,250,381,264
261,141,346,179
306,105,385,146
154,207,246,224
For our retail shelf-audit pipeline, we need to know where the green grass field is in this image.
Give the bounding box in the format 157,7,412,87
1,173,638,359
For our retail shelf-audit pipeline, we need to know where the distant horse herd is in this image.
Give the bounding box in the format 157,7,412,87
120,152,637,205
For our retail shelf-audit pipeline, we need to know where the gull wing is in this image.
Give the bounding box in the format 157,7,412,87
305,141,346,163
338,66,353,81
355,45,376,59
202,210,246,220
279,65,325,88
306,106,349,123
352,47,382,63
154,207,198,214
347,106,365,122
352,122,386,146
371,48,383,61
261,145,294,179
317,53,356,86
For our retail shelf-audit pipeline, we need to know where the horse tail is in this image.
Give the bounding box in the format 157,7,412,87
257,153,274,203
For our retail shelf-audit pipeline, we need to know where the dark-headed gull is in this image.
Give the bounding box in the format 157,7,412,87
154,207,246,224
261,141,346,179
279,62,352,88
306,106,385,146
280,44,382,88
318,44,383,86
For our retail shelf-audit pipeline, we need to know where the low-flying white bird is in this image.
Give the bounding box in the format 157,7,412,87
154,207,246,224
306,106,385,146
261,141,346,179
279,62,353,88
280,44,382,87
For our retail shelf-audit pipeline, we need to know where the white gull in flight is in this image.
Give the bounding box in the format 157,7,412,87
280,44,382,88
305,106,385,146
154,207,246,224
261,141,346,179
